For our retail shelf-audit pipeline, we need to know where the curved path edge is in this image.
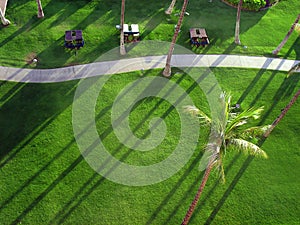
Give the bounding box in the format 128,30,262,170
0,54,299,83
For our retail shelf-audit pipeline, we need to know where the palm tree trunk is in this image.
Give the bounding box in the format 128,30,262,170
120,0,126,55
234,0,243,45
264,89,300,137
272,14,300,55
0,8,10,25
181,161,215,225
162,0,189,77
36,0,44,18
165,0,177,15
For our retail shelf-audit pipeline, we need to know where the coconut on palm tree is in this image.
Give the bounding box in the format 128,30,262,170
272,14,300,55
163,0,189,77
36,0,44,18
181,93,269,225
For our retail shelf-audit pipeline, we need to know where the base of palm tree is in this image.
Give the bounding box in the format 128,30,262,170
1,18,10,25
162,67,171,77
37,12,44,18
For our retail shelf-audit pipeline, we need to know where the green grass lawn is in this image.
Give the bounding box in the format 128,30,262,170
0,0,300,68
0,68,299,224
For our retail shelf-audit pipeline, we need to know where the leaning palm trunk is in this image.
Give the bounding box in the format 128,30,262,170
120,0,126,55
0,8,10,25
36,0,44,18
181,160,215,225
234,0,243,45
264,89,300,137
165,0,177,15
272,14,300,55
163,0,189,77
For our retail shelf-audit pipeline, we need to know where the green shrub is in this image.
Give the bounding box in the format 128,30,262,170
225,0,268,11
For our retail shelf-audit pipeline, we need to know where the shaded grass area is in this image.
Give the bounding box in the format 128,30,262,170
0,0,300,68
0,68,299,224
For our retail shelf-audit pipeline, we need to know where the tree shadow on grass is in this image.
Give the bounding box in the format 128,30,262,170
259,74,300,125
281,36,300,60
0,80,78,167
146,152,205,225
0,0,72,47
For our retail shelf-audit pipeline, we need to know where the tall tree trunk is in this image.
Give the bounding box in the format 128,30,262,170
36,0,44,18
162,0,189,77
272,14,300,55
120,0,126,55
165,0,177,15
0,8,10,25
234,0,243,45
181,161,215,225
264,89,300,137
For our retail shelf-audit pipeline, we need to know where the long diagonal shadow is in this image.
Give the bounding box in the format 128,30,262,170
237,68,270,104
146,152,205,225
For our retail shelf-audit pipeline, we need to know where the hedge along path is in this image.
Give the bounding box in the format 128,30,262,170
0,54,299,83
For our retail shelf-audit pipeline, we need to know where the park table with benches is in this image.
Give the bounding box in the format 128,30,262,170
123,24,140,42
189,28,210,47
64,30,85,49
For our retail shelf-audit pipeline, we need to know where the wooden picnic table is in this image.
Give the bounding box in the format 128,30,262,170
123,24,140,42
189,28,208,38
189,28,209,47
65,30,83,41
64,30,84,49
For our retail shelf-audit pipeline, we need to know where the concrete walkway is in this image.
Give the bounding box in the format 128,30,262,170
0,54,299,83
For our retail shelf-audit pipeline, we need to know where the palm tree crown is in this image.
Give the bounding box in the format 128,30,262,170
186,94,268,175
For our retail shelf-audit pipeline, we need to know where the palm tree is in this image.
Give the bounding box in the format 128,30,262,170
234,0,243,45
120,0,126,55
0,8,10,26
163,0,189,77
36,0,44,18
272,14,300,55
181,93,269,225
165,0,177,15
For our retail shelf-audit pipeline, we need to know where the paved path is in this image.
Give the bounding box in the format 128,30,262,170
0,54,299,83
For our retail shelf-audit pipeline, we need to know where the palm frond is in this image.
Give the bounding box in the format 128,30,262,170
226,106,264,134
228,138,268,158
241,125,272,139
184,105,211,125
